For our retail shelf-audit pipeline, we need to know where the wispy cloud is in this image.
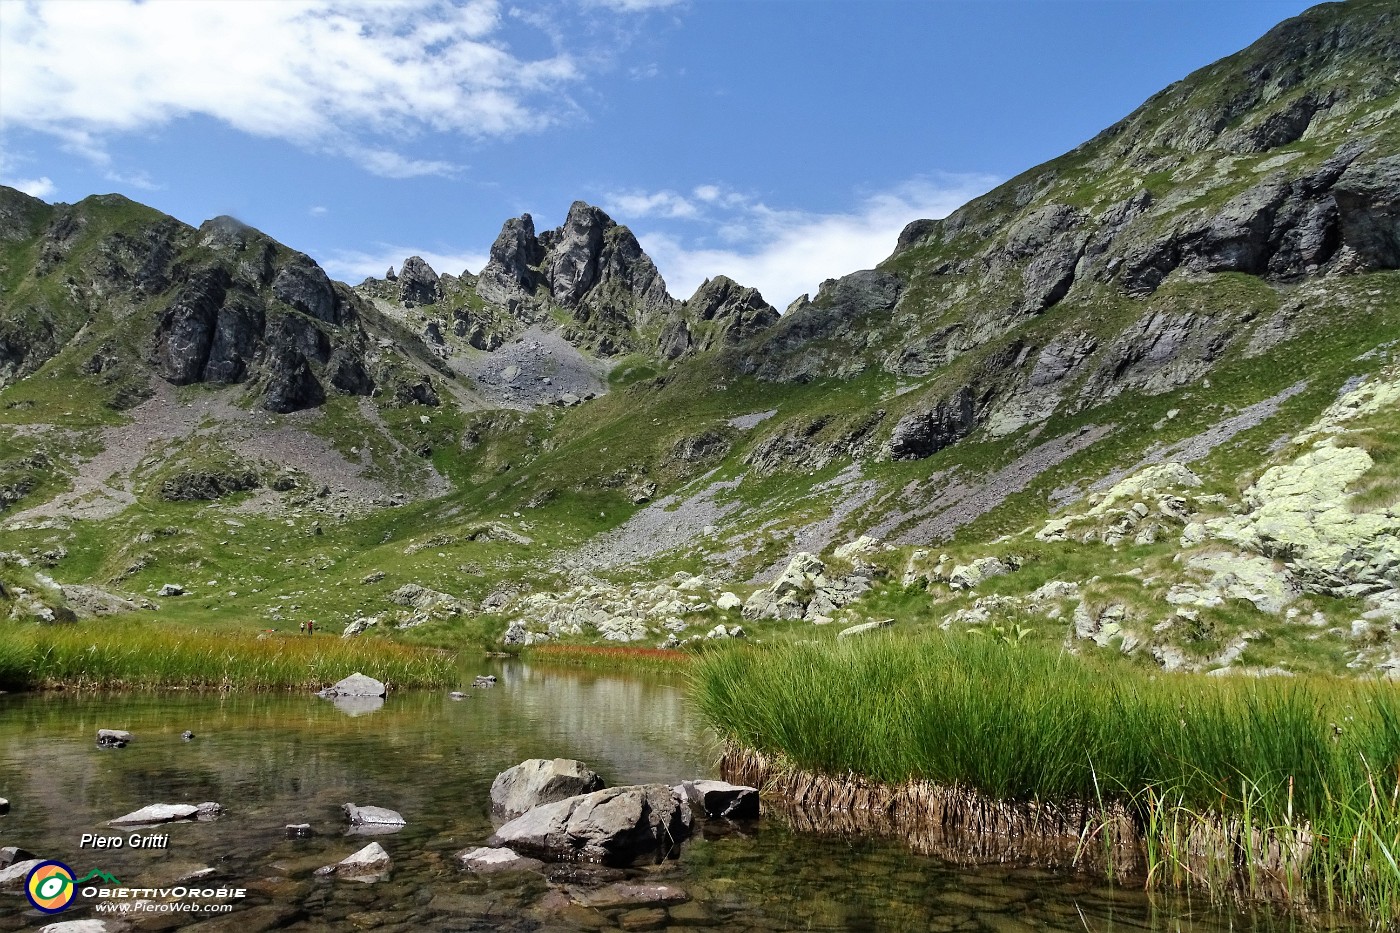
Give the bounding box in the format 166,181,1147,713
318,245,491,286
0,0,586,178
3,176,57,199
606,174,999,309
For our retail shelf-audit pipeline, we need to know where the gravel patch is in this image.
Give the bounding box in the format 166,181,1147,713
458,325,610,410
726,410,777,431
562,471,744,569
870,424,1117,545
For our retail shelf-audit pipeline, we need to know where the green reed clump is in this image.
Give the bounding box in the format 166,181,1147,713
691,632,1400,921
0,622,456,690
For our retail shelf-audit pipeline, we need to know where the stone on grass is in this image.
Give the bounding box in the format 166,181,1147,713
491,759,605,818
837,618,894,640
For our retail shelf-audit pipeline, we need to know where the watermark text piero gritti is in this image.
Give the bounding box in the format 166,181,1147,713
81,832,169,849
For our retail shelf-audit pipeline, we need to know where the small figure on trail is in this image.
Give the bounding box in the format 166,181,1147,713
299,621,306,634
307,620,315,636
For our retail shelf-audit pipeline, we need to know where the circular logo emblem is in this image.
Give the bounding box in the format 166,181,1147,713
26,860,76,913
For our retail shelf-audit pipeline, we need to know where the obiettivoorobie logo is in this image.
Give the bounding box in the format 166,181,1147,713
24,862,123,914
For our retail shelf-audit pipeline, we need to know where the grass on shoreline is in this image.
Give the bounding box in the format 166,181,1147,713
0,622,458,691
522,643,692,674
692,632,1400,923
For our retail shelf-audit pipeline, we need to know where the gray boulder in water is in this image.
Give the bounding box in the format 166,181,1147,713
673,780,760,819
487,783,691,865
343,803,405,835
490,758,605,818
318,673,386,698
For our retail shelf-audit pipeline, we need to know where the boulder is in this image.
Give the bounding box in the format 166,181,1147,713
97,729,132,748
491,759,605,818
0,858,43,891
157,583,185,597
456,846,544,873
317,842,391,882
318,673,386,698
109,802,221,826
673,780,759,819
488,784,692,866
0,797,7,815
0,846,35,868
716,592,742,611
342,804,405,835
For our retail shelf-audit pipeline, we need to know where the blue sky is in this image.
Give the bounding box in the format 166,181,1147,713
0,0,1316,309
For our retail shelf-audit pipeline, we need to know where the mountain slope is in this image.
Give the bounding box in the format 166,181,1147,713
1,0,1397,678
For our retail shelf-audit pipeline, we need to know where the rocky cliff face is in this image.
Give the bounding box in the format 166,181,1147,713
359,201,778,365
723,0,1399,464
0,194,424,414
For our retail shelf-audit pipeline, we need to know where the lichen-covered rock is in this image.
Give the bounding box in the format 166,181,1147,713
1165,552,1298,614
1208,442,1399,596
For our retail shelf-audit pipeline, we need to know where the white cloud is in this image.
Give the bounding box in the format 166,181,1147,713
620,175,999,309
309,206,329,217
604,188,698,220
0,0,584,177
318,245,491,285
586,0,683,10
3,176,57,199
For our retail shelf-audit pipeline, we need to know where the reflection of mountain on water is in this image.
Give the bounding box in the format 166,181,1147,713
489,662,715,785
0,666,715,891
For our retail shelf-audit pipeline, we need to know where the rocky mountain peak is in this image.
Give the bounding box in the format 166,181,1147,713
398,255,442,307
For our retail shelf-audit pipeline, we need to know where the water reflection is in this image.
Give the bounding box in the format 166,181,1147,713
0,663,1366,931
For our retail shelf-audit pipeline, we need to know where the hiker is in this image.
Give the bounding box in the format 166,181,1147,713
307,620,314,636
299,621,305,634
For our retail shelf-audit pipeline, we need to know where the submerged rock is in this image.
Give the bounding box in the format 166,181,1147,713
342,803,405,835
491,758,606,818
317,842,391,882
109,802,222,826
456,845,544,873
488,784,692,865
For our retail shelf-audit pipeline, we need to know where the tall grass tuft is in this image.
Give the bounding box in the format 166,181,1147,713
692,632,1400,922
0,622,456,691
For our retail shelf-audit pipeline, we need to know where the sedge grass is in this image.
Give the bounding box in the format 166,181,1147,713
692,632,1400,922
0,622,456,691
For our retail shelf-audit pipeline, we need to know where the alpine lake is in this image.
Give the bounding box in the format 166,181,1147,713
0,662,1370,932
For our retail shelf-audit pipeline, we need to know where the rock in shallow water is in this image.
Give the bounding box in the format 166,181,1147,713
342,803,405,835
456,845,544,873
673,780,759,819
490,758,605,818
488,783,691,865
96,728,131,748
109,802,222,826
317,842,391,882
317,672,386,698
